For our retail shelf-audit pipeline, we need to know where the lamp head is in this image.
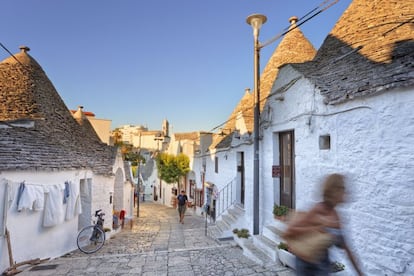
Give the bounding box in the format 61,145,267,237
246,14,267,34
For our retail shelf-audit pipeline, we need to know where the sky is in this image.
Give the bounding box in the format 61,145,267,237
2,0,351,133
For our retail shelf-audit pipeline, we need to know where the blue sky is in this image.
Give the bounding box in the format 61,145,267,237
2,0,351,133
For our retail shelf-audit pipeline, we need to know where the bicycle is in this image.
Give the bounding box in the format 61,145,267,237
76,209,106,254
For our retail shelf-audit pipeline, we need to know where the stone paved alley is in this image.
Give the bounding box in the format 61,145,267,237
18,202,294,276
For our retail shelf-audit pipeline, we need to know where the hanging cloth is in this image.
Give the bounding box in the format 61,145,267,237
17,184,45,211
65,181,82,220
43,184,65,227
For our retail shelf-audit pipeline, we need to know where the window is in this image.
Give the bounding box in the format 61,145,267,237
319,135,331,150
215,157,218,173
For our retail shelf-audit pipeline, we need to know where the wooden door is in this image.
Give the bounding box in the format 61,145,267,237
280,131,295,208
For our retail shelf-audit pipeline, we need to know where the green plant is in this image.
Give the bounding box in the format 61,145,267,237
156,153,190,185
330,261,345,272
233,228,250,238
273,204,289,217
277,242,289,251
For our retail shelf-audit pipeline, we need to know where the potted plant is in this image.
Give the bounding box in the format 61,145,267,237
232,228,250,238
232,228,251,247
277,242,296,269
273,204,289,220
330,261,346,274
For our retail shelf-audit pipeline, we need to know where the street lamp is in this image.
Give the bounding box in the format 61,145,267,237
154,133,163,201
246,13,267,235
136,158,141,217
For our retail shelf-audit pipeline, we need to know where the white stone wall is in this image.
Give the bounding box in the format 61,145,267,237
90,174,114,231
261,65,414,275
88,117,111,145
0,170,92,272
202,143,254,231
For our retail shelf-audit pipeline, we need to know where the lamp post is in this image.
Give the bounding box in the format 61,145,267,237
154,133,163,201
136,158,141,217
246,13,267,235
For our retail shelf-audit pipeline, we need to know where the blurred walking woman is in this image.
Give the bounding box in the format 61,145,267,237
283,173,363,276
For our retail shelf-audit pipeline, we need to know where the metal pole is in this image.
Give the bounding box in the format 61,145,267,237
205,205,208,236
253,26,261,235
137,137,142,218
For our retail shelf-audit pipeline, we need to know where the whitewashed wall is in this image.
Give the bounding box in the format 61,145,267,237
0,169,92,272
201,141,255,231
261,65,414,275
113,168,124,212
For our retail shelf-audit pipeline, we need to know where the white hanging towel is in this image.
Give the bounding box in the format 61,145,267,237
1,178,14,210
17,184,45,211
65,181,82,220
43,184,65,227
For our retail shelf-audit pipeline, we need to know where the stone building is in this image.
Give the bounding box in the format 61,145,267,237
199,14,316,230
71,106,112,145
0,46,133,272
203,0,413,274
253,0,413,274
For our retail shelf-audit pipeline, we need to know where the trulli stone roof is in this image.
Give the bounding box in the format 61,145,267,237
173,132,200,141
291,0,414,104
259,16,317,111
0,46,116,175
213,17,316,149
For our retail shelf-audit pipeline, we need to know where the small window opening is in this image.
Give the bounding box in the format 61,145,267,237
319,135,331,150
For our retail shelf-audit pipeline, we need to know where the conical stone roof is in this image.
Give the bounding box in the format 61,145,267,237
214,17,316,149
0,46,115,174
294,0,414,104
259,16,316,111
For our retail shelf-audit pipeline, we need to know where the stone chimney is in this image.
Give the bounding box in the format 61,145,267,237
73,105,86,124
19,46,30,53
289,16,298,26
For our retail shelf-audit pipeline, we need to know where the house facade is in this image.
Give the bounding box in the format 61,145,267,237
259,1,414,274
71,106,112,145
196,15,317,228
199,0,413,275
0,46,133,272
150,131,212,210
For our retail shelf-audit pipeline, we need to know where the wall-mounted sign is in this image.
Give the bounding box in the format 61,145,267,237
272,165,281,178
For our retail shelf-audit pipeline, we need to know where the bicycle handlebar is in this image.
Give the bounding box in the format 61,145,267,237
95,209,105,217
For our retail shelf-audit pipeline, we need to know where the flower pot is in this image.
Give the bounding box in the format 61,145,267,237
278,249,296,269
274,215,287,221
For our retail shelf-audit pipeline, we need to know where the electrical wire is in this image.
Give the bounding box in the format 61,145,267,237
208,0,341,133
0,1,362,136
0,42,24,66
210,7,414,132
260,0,339,48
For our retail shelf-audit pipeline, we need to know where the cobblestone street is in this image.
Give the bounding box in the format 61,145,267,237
18,202,294,276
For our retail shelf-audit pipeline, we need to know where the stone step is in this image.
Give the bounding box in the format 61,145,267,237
216,219,230,232
217,220,235,239
222,213,237,225
253,235,279,262
232,234,295,275
240,238,271,267
262,221,286,243
227,206,244,218
208,225,222,239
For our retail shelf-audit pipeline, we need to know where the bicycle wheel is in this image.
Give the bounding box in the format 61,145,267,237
77,225,105,254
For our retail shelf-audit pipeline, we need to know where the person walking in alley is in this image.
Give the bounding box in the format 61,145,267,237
283,173,363,276
177,190,188,224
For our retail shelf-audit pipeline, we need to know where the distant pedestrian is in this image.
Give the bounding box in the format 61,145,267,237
177,190,188,224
